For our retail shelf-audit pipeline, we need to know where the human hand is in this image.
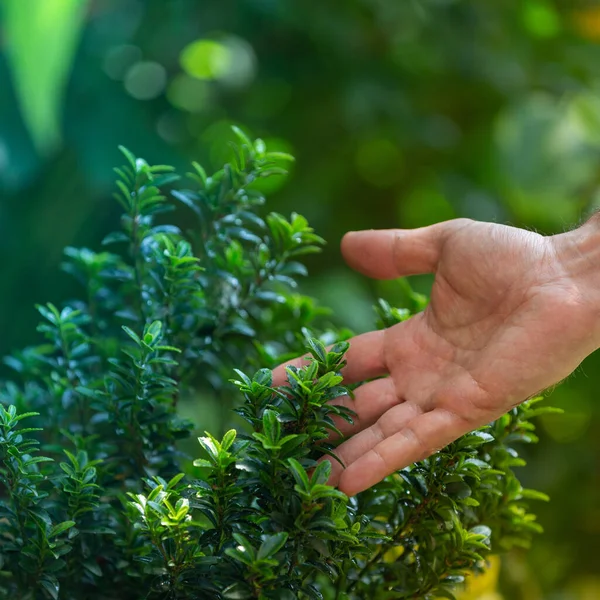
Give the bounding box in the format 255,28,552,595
274,218,600,496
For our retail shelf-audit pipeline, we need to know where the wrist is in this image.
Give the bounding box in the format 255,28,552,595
553,214,600,342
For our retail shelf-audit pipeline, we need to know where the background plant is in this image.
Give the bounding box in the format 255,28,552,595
0,136,555,599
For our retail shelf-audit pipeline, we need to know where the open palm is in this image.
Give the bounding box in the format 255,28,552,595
274,219,599,496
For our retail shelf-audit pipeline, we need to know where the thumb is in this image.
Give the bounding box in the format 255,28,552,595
341,219,469,279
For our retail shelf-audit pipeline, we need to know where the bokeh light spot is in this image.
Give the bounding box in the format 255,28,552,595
180,36,256,88
522,0,561,39
218,36,256,87
167,74,213,113
124,61,167,100
180,40,232,80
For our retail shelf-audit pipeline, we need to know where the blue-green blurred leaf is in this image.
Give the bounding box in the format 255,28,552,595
2,0,87,154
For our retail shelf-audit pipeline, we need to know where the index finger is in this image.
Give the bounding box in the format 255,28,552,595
272,329,388,386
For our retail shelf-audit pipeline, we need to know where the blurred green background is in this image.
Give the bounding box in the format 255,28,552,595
1,0,599,597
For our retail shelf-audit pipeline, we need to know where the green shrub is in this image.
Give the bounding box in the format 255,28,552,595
0,129,556,599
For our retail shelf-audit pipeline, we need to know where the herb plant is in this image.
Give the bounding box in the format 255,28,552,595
0,130,556,599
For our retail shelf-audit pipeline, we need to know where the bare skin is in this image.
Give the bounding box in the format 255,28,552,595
273,217,600,496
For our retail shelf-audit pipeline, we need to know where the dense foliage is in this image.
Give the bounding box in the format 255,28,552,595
0,133,556,599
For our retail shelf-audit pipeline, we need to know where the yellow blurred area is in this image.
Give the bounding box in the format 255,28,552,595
569,577,600,600
382,544,405,563
384,547,502,600
573,6,600,42
438,556,501,600
364,550,599,599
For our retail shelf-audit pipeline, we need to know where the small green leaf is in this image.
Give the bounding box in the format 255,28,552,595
119,146,138,170
262,409,281,444
257,532,288,560
288,458,310,492
231,533,256,562
144,320,162,344
222,583,254,599
456,430,495,450
167,473,186,489
39,575,60,600
521,489,550,502
49,521,76,539
231,125,253,148
435,588,458,600
122,326,141,345
310,460,331,487
221,429,237,452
